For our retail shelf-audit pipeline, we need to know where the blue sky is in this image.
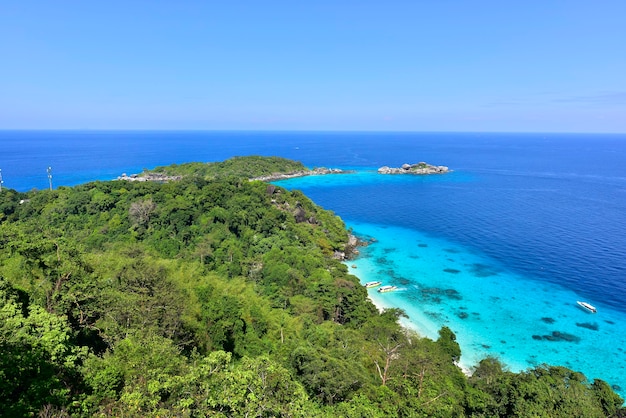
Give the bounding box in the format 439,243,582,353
1,1,625,132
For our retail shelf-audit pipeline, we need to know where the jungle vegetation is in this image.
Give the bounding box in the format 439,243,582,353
0,156,623,417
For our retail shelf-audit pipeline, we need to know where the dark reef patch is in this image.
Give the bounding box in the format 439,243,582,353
409,255,420,259
418,243,428,248
533,331,581,343
541,317,556,324
443,268,461,274
445,289,462,300
612,385,622,392
420,287,463,302
469,263,499,278
576,322,599,331
380,269,399,280
605,320,615,325
458,312,469,319
383,247,396,254
375,257,390,265
444,248,460,254
425,311,443,320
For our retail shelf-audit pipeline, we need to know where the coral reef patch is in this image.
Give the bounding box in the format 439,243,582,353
576,322,599,331
532,331,581,343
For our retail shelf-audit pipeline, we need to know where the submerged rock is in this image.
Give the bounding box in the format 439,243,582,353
533,331,581,343
420,287,463,302
576,322,599,331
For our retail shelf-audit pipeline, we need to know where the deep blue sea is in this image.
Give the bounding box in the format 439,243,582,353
2,130,626,395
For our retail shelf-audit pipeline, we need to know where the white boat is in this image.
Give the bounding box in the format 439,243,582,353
364,281,382,288
377,285,397,293
577,301,597,313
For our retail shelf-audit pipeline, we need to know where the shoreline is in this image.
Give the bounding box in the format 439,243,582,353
339,221,626,399
250,167,348,182
347,263,474,376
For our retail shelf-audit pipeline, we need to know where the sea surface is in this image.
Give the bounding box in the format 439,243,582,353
2,130,626,395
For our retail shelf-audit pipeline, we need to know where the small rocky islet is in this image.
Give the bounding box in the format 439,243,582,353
377,162,450,175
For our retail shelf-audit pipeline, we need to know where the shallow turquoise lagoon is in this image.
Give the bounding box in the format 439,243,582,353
346,221,626,395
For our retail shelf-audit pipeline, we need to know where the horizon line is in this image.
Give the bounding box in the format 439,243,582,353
1,128,625,135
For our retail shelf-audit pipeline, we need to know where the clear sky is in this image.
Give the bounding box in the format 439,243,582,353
1,1,625,132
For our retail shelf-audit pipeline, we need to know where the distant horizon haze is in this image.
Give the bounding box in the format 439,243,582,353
1,2,625,133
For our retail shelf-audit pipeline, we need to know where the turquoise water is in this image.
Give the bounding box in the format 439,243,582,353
276,168,626,396
346,221,626,388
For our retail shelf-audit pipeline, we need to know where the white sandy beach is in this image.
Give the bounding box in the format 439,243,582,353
348,263,474,376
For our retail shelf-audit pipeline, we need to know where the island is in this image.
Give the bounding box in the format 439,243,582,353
117,157,348,184
378,162,450,175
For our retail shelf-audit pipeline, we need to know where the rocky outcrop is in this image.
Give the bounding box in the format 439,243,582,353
250,167,347,182
378,162,449,175
117,173,183,183
334,234,368,261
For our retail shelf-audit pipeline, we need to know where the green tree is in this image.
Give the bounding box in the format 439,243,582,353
437,326,461,363
0,278,87,416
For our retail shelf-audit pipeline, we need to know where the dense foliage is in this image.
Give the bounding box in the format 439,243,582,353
150,156,309,180
0,156,623,417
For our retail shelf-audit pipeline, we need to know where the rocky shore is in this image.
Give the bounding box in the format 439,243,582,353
117,173,183,183
250,167,348,182
116,166,346,184
378,162,449,175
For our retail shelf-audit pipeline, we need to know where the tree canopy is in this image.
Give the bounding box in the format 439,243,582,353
0,156,622,417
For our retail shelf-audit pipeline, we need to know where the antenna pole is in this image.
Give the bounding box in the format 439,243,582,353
47,167,53,190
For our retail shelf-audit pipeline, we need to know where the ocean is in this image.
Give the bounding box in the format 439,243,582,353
2,130,626,395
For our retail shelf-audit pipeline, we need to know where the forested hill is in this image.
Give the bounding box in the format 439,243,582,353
139,155,310,180
0,156,623,417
